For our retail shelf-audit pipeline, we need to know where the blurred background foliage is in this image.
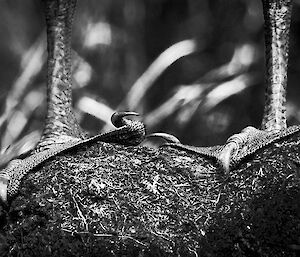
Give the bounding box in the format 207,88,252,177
1,0,300,162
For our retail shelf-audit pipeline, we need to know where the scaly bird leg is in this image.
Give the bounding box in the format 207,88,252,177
153,0,300,171
154,125,300,171
37,0,86,150
0,0,146,204
0,112,145,203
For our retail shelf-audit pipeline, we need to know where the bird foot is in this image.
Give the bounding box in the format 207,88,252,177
151,125,300,171
0,112,146,204
106,112,146,146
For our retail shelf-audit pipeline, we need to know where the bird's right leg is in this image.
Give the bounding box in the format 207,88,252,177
37,0,145,150
36,0,86,151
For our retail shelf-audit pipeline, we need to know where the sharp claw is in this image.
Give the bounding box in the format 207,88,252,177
217,126,260,171
217,129,249,171
0,175,9,204
218,142,238,172
111,111,140,127
147,133,181,144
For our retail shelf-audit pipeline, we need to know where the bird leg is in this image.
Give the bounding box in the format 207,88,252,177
0,0,146,204
153,0,299,171
36,0,86,151
0,112,145,204
155,125,300,171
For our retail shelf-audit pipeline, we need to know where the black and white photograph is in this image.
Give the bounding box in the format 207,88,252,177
0,0,299,256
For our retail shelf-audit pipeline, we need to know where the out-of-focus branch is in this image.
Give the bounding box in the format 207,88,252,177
0,130,40,169
1,90,44,148
143,43,257,130
202,44,257,82
76,96,115,131
122,39,198,111
0,35,46,148
144,74,253,129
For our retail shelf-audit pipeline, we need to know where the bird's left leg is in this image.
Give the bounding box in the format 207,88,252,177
152,0,300,171
153,125,300,171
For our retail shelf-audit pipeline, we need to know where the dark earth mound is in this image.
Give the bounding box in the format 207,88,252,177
0,132,299,256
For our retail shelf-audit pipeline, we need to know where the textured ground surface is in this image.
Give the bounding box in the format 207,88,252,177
0,132,299,257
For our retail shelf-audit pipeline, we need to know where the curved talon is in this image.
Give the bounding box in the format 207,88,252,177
218,126,259,171
111,111,139,128
103,111,146,146
0,175,9,204
0,112,146,205
218,142,238,172
146,132,181,144
0,159,23,204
